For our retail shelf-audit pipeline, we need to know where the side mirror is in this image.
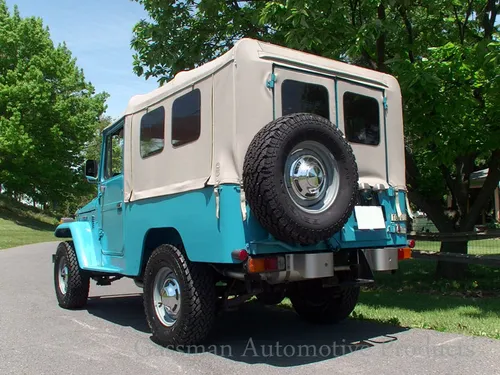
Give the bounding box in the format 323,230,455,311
85,160,98,182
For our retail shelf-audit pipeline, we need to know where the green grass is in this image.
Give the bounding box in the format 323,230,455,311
416,239,500,255
0,195,59,250
370,259,500,297
279,260,500,339
361,260,500,339
353,290,500,339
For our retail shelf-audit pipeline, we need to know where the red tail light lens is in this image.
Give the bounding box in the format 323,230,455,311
264,257,278,271
247,256,285,273
398,247,412,260
231,249,248,262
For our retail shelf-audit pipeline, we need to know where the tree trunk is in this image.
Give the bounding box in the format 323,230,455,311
436,240,468,279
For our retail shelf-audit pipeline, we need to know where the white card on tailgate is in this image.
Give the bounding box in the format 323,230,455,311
354,206,386,230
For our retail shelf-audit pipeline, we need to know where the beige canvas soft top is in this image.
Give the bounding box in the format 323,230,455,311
119,38,405,203
122,39,395,116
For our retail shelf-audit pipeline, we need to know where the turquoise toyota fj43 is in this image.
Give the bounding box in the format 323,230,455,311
53,38,410,347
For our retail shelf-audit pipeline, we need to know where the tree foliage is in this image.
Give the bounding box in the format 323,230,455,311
132,1,275,84
0,1,109,212
132,0,499,278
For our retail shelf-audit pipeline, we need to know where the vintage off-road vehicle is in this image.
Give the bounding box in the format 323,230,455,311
53,38,410,347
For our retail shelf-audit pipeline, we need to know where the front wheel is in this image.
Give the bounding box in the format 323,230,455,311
289,280,359,324
53,241,90,309
143,244,216,347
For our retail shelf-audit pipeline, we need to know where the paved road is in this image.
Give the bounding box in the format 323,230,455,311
0,242,499,375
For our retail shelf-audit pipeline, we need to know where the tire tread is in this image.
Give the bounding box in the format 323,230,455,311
54,241,90,309
143,244,216,347
243,113,359,245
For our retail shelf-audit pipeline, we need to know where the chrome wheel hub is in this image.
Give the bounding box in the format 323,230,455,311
153,267,181,327
289,155,326,201
58,258,69,295
285,141,340,214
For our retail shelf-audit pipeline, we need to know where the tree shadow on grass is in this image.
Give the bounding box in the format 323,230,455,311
0,207,56,232
370,259,500,297
356,289,500,341
358,289,500,317
85,294,408,367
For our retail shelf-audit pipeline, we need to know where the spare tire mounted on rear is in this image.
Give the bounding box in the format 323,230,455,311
243,113,359,245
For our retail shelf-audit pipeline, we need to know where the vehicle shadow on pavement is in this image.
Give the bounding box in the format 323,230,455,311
86,294,151,333
85,294,407,367
205,301,407,366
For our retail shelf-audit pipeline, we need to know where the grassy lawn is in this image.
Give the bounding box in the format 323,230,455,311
353,290,500,339
369,258,500,297
357,260,500,339
279,260,500,339
0,195,59,250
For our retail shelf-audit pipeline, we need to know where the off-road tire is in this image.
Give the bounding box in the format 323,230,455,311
243,113,358,245
143,244,217,347
289,281,360,324
53,241,90,309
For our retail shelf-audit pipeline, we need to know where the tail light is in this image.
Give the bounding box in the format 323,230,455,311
247,256,285,273
398,247,412,260
407,239,416,248
231,249,248,262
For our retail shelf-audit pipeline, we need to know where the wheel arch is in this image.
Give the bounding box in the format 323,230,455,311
54,222,101,270
139,227,185,278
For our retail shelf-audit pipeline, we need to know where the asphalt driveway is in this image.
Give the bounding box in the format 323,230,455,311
0,242,499,375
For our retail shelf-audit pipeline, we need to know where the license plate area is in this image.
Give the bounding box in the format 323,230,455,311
354,206,386,230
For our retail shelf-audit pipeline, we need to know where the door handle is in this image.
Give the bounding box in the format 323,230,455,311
117,202,123,210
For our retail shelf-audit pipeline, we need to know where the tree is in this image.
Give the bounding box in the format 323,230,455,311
62,115,113,215
0,1,109,211
131,0,500,279
131,0,280,84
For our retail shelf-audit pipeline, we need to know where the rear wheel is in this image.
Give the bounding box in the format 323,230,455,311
143,244,216,347
53,241,90,309
289,280,359,324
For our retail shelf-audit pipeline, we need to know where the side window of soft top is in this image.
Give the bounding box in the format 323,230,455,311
140,106,165,158
171,89,201,147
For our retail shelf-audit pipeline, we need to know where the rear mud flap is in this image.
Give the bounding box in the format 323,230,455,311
337,250,375,288
357,249,375,280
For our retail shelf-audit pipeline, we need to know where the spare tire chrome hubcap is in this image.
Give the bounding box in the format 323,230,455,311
285,141,340,214
289,155,326,200
153,267,181,327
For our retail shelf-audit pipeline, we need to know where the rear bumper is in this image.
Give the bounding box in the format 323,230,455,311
362,247,399,271
255,249,376,284
245,246,409,285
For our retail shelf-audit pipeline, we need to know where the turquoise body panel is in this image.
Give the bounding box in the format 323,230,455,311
100,174,125,256
55,183,407,277
54,221,121,273
117,185,248,275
